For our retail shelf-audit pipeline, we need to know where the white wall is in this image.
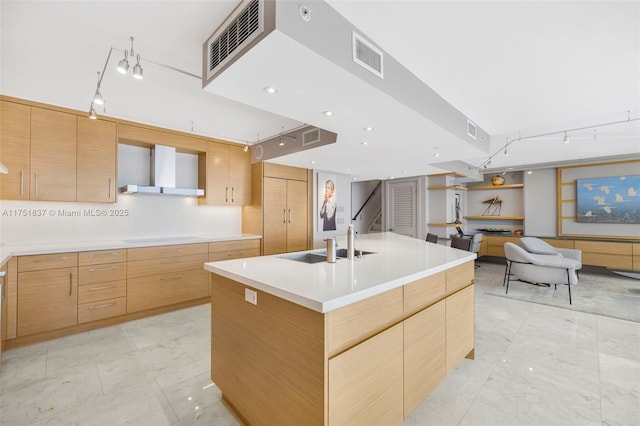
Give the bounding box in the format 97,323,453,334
312,170,353,249
523,168,557,236
0,197,241,245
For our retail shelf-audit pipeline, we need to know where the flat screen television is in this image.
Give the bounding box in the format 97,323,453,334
576,175,640,224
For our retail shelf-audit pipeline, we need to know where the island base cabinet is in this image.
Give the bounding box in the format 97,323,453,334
446,285,475,372
127,269,208,313
211,274,325,426
329,323,404,426
403,300,446,418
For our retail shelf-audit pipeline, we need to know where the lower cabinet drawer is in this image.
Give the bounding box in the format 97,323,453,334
126,269,209,313
78,297,126,324
209,248,261,262
78,280,127,304
209,239,260,253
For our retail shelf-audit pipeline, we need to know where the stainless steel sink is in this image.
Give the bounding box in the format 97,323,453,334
278,252,328,264
316,249,376,258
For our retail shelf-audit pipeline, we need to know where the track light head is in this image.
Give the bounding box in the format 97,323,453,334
527,169,533,175
117,50,129,74
92,89,104,105
89,104,97,120
243,144,249,152
132,54,143,80
563,131,570,144
503,148,509,156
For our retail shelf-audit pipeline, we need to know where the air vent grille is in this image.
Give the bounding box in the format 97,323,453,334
302,128,321,146
208,0,261,74
467,119,477,140
352,31,384,79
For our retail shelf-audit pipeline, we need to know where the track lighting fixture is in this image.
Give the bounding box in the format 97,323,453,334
132,54,143,79
117,50,129,74
89,104,97,120
92,71,104,105
478,111,639,171
527,169,532,175
243,144,249,152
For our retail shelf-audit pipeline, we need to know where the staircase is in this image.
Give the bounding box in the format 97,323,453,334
368,209,383,233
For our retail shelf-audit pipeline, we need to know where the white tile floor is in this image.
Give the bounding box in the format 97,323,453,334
1,261,638,425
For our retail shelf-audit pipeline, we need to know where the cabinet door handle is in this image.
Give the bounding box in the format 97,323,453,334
88,252,118,258
20,170,24,195
160,260,183,264
289,209,292,223
88,285,115,291
89,302,115,310
35,257,68,263
35,172,39,196
88,266,117,272
108,177,112,200
69,272,73,296
159,249,183,254
160,274,184,281
231,187,235,203
283,209,286,223
225,186,229,203
0,271,6,302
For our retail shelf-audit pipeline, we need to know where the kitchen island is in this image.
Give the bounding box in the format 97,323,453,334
204,232,476,425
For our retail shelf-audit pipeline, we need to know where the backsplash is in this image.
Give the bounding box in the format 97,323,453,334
0,195,241,246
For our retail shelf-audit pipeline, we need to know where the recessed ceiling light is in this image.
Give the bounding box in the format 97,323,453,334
361,141,369,146
403,171,408,174
364,126,374,132
263,86,278,94
322,110,333,116
311,160,316,164
433,153,440,157
388,176,394,180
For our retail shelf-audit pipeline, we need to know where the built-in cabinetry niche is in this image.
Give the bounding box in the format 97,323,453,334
464,171,525,234
117,144,200,191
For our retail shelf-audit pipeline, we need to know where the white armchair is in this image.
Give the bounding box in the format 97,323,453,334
503,241,582,304
519,237,582,270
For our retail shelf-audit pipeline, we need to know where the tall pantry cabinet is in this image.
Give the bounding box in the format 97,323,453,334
243,162,311,255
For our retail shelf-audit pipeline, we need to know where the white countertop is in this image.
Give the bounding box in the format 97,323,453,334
0,234,261,266
204,232,476,313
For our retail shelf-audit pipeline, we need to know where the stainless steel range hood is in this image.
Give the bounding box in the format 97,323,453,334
120,145,205,196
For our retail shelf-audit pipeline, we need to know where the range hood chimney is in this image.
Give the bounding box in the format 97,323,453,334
120,145,205,196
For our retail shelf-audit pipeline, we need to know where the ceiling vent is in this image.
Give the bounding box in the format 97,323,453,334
352,31,384,79
467,119,477,140
206,0,263,80
302,128,321,146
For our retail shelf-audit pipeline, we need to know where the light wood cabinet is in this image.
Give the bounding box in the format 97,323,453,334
263,177,308,255
126,243,210,313
210,260,475,425
208,239,260,262
446,285,475,372
575,240,634,270
329,323,404,426
76,117,117,202
0,101,31,200
404,300,446,418
17,267,78,336
30,107,77,201
200,142,251,206
1,263,7,353
127,269,208,313
486,235,522,257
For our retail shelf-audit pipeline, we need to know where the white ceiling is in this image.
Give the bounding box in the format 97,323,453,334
2,1,638,180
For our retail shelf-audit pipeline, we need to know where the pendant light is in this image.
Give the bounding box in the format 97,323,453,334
92,71,104,105
132,54,143,80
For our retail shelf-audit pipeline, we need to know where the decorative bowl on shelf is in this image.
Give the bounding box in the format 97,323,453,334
491,175,505,186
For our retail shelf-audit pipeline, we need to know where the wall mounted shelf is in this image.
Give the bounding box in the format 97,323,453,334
464,216,524,220
427,185,468,191
427,223,466,227
467,184,523,190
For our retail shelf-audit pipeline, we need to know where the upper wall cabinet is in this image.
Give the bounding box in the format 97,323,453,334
0,101,31,200
77,117,117,203
30,107,77,202
199,142,251,206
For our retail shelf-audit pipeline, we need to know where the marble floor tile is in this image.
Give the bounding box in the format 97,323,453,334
41,381,177,426
1,265,639,426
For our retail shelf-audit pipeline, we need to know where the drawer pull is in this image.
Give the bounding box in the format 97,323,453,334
20,170,24,195
160,260,183,264
89,303,115,310
159,250,184,255
161,274,184,281
88,266,118,272
34,257,68,263
88,285,115,292
69,272,73,296
89,252,118,258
